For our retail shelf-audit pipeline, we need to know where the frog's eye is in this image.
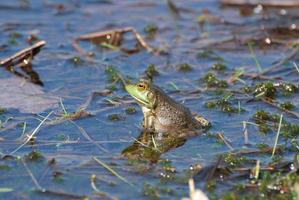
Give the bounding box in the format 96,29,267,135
137,83,146,91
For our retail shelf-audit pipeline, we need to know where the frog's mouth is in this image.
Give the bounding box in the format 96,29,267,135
125,84,151,107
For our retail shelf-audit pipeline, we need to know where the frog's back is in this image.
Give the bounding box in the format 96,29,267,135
153,86,203,132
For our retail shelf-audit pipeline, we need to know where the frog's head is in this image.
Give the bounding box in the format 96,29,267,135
125,80,156,109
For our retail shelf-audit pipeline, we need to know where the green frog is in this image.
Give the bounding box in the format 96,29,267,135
125,80,210,135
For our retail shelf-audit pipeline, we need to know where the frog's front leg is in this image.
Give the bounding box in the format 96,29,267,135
143,112,154,130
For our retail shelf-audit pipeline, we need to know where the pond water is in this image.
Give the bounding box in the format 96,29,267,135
0,0,298,199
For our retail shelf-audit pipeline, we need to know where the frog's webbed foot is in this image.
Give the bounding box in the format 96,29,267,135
194,114,211,128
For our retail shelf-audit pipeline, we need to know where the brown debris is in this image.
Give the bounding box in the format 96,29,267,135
72,27,158,59
0,40,46,85
0,40,46,68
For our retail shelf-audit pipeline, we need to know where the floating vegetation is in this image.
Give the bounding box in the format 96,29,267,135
212,63,227,71
202,72,228,88
197,49,224,61
253,82,297,99
107,113,125,121
0,108,6,115
125,107,137,115
175,63,192,72
25,150,43,161
70,56,83,65
105,65,120,82
280,102,295,110
253,81,276,98
142,183,160,199
8,32,22,45
205,94,244,113
145,64,159,79
253,110,299,139
144,23,158,34
222,153,247,168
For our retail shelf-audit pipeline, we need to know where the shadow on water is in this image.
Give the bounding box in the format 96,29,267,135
122,124,210,163
122,130,187,163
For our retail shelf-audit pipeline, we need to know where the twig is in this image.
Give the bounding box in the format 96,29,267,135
293,62,299,73
73,27,156,59
92,156,135,188
262,45,299,75
35,189,88,199
9,111,53,155
21,159,44,191
253,160,260,179
217,132,234,151
69,120,108,152
0,40,46,68
260,98,299,119
230,147,280,156
90,174,118,200
271,114,283,158
242,121,249,145
248,42,262,73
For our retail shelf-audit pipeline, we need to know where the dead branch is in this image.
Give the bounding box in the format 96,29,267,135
0,40,46,68
73,27,157,59
262,45,299,75
260,98,299,119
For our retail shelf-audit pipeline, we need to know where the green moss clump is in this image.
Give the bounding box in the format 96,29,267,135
253,110,299,138
105,65,119,82
26,150,43,161
281,83,296,96
212,63,227,71
197,49,224,61
280,102,295,110
204,101,217,109
0,108,6,115
242,86,252,94
205,180,216,192
142,183,160,199
70,56,82,65
176,63,192,72
220,192,237,200
144,23,158,34
145,64,159,79
253,110,271,121
204,96,244,114
125,107,136,115
280,122,299,140
202,72,228,88
253,110,272,133
222,153,246,168
107,113,125,121
253,81,277,99
8,32,22,45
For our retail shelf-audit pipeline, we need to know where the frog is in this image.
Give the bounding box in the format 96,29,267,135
125,80,210,135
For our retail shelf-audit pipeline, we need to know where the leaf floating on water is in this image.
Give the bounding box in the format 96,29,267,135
0,77,59,114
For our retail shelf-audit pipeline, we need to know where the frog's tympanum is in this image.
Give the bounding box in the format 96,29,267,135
125,80,210,135
122,80,210,162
